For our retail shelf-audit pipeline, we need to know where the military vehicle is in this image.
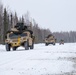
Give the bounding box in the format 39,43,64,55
44,34,56,46
5,23,35,51
59,39,64,45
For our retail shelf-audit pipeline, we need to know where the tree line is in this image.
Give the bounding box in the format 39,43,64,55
53,31,76,43
0,2,76,44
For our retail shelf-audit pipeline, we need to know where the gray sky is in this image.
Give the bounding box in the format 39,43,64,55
2,0,76,32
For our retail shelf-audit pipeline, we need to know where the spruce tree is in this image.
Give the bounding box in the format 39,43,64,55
3,8,8,44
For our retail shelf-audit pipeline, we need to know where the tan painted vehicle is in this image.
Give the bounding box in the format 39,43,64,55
45,34,56,46
5,23,34,51
59,39,64,45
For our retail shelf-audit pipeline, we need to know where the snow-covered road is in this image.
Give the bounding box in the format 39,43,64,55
0,43,76,75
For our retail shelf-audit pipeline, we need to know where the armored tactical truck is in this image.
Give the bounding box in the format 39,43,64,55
45,34,56,46
59,39,64,45
5,23,34,51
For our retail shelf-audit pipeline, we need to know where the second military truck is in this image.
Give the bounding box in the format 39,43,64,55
44,34,56,46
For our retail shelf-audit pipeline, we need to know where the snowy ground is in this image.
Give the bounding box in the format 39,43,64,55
0,43,76,75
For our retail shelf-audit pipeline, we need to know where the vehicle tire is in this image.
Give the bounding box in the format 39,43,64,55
59,43,61,45
30,43,34,49
13,47,17,51
6,43,10,51
45,43,48,46
24,41,29,50
53,43,55,45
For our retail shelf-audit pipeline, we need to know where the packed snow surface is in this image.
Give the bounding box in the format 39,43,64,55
0,43,76,75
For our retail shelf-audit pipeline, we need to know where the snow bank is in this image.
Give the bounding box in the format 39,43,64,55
0,43,76,75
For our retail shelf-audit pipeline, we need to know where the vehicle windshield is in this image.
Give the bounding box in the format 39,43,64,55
9,33,27,39
20,33,27,37
9,34,19,39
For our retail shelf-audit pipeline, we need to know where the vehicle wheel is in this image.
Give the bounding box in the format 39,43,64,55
59,43,61,45
6,43,10,51
13,47,17,51
24,41,29,50
45,43,48,46
53,43,55,45
30,43,34,49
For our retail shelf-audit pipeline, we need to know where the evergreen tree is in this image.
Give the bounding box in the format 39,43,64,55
0,2,3,43
10,13,13,27
3,8,8,43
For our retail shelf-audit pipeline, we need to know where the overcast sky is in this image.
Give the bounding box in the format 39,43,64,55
2,0,76,32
